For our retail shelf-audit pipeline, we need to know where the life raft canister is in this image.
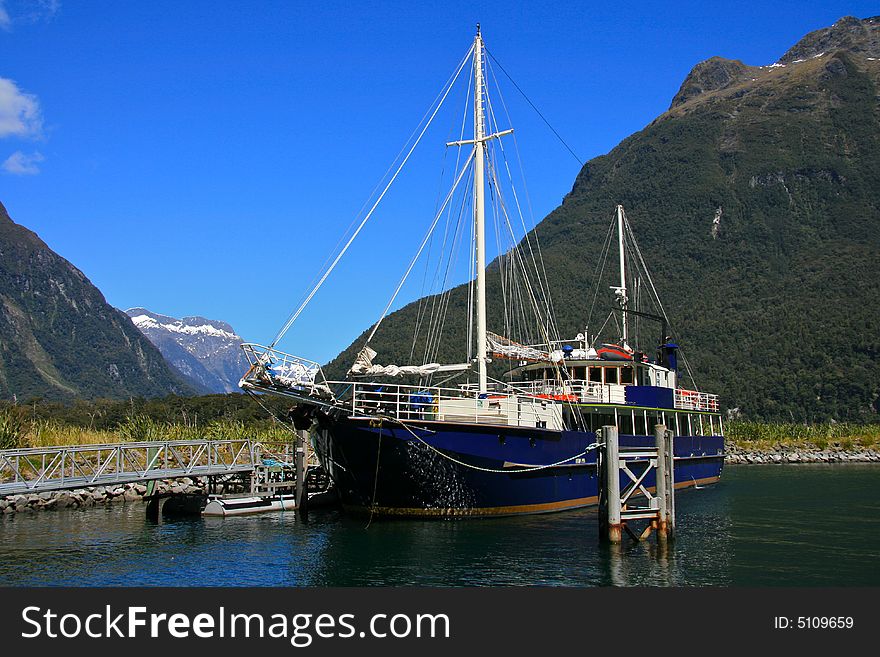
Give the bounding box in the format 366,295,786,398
597,343,633,361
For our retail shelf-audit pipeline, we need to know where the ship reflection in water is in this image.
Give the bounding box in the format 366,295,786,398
0,465,878,587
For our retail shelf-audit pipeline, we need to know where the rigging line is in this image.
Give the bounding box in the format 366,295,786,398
243,389,299,439
281,49,475,345
486,157,557,340
382,414,599,474
419,165,475,368
364,426,383,529
420,184,463,362
419,63,473,367
485,48,583,166
621,210,698,388
483,65,558,327
364,149,476,346
422,166,472,366
585,218,616,339
271,43,474,348
411,58,475,362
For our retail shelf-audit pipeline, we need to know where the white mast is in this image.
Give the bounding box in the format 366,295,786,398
615,204,628,347
474,25,488,392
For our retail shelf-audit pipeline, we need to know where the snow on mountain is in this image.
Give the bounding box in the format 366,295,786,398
125,308,250,394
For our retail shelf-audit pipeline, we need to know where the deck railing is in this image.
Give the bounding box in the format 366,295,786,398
674,389,719,412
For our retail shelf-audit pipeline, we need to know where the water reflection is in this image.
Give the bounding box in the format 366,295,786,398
0,465,876,586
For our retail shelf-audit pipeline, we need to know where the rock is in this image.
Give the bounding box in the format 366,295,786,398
135,484,147,495
123,489,141,502
110,487,125,497
91,491,106,502
3,506,14,514
55,493,74,509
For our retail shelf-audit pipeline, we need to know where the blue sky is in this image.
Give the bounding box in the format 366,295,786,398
0,1,875,363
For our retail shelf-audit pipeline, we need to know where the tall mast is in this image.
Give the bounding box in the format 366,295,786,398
616,204,628,347
474,24,488,392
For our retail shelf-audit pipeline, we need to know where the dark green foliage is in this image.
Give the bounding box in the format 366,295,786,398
327,36,880,422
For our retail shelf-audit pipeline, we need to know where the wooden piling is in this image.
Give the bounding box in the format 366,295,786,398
599,425,622,543
654,424,675,541
296,430,309,522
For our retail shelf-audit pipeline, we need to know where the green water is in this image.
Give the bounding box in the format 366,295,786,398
0,464,877,586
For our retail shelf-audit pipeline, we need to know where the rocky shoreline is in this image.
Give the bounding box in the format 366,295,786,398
0,477,209,516
724,447,880,464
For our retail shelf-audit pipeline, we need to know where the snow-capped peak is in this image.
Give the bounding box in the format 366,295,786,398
130,314,239,340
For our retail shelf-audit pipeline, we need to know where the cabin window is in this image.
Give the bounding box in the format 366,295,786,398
674,413,681,435
605,368,618,384
646,411,661,434
592,413,615,432
687,414,693,436
618,413,633,435
589,367,603,383
698,415,705,436
620,366,633,384
573,367,586,380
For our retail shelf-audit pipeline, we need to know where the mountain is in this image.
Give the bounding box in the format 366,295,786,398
324,15,880,422
125,308,249,394
0,202,194,401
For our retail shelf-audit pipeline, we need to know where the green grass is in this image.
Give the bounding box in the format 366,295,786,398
726,421,880,452
0,408,295,449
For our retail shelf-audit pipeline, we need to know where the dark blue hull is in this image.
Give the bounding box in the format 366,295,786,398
317,418,724,517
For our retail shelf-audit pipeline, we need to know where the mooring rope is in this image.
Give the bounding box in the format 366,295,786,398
377,415,599,474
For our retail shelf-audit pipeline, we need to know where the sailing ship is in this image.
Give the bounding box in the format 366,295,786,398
239,26,724,517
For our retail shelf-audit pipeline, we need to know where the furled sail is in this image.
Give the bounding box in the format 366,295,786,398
487,332,552,362
348,346,470,377
488,332,598,363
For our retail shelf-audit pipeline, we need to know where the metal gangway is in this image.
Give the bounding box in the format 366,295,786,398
0,439,259,496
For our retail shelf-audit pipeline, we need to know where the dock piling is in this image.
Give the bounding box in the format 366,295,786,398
599,425,622,543
296,430,309,522
599,423,676,544
654,424,675,541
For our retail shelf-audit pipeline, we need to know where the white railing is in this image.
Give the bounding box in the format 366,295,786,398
504,379,626,404
675,389,719,412
343,381,563,429
0,439,258,496
239,343,334,399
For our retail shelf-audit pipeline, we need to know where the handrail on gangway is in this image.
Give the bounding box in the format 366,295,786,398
0,438,260,496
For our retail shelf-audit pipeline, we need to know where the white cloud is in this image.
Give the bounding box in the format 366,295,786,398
0,2,11,31
0,77,43,138
0,1,60,29
2,150,44,175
